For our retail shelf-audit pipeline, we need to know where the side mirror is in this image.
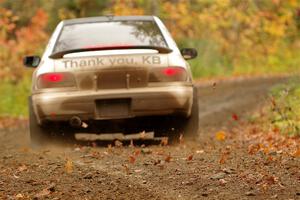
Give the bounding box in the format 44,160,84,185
180,48,198,60
23,56,41,68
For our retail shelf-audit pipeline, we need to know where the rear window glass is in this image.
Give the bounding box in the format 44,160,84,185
53,21,167,53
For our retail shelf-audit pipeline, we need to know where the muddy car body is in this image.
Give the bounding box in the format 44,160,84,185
24,16,199,145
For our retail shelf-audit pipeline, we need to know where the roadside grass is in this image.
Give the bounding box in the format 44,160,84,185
267,78,300,136
0,78,30,117
178,39,233,77
179,39,300,78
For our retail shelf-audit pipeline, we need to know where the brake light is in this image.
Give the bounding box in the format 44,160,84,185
43,73,63,82
149,67,187,82
37,72,75,89
163,68,182,76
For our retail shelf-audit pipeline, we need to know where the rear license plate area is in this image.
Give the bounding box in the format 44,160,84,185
96,99,131,118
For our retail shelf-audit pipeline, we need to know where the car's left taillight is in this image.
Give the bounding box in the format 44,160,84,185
37,72,76,89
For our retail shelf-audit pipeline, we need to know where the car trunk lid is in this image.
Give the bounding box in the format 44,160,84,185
53,50,169,90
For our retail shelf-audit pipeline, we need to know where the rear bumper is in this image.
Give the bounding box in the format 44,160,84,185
32,85,193,124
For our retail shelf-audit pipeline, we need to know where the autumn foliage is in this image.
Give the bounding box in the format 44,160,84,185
1,0,300,81
0,8,48,81
0,0,300,116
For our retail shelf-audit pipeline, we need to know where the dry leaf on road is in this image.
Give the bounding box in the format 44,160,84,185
165,154,172,162
219,150,230,164
186,154,193,161
216,131,226,141
65,159,73,174
128,155,136,164
161,137,168,146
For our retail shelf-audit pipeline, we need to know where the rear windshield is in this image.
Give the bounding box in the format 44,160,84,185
53,21,167,53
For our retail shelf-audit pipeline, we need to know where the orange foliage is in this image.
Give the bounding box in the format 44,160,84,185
0,8,48,81
161,1,196,38
110,0,144,15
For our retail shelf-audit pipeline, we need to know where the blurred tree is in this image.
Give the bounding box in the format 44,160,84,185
0,7,48,81
0,0,300,80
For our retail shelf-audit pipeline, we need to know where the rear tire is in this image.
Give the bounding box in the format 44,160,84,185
154,86,199,142
29,97,76,147
182,86,199,138
29,97,51,147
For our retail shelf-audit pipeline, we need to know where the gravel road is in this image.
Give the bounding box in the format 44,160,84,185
0,76,299,200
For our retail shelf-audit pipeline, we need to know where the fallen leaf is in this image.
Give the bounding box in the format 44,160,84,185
273,126,280,133
156,150,165,155
293,148,300,157
65,159,73,174
219,151,230,164
248,144,260,155
128,155,136,164
134,149,141,156
267,156,273,162
122,164,129,174
165,154,172,162
215,131,226,141
264,175,278,185
232,113,239,121
187,154,193,161
161,137,168,146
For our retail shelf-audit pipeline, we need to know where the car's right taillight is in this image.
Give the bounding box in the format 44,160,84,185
37,72,76,89
149,66,188,82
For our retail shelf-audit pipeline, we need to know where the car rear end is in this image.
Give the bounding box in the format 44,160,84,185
32,16,193,125
25,16,198,146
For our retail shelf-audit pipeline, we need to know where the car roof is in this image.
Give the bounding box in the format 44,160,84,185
63,16,156,25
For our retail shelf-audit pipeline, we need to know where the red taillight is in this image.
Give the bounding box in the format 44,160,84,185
38,73,75,89
149,67,187,82
42,73,63,82
162,67,183,76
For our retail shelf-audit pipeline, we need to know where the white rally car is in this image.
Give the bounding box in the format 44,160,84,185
24,16,199,145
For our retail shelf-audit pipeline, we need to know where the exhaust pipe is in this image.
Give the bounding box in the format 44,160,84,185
69,116,82,128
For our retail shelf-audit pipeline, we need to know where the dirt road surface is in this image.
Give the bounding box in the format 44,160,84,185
0,76,299,200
